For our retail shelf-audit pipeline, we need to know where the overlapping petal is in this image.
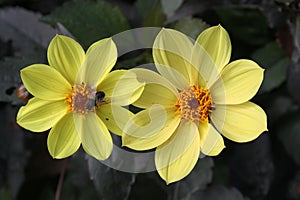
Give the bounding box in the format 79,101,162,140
131,68,178,94
198,122,225,156
97,104,133,136
98,70,145,106
17,97,68,132
155,64,190,90
122,105,180,150
133,83,177,108
211,59,264,104
48,35,85,84
196,25,231,71
77,38,117,87
153,28,195,88
211,102,267,143
191,41,221,88
155,121,200,184
21,64,71,100
47,112,81,159
74,112,113,160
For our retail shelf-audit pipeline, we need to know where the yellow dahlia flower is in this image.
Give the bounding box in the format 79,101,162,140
17,35,144,160
122,25,267,184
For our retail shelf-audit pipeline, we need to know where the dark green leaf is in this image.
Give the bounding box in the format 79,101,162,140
215,7,271,46
189,185,246,200
0,188,12,200
287,63,300,104
252,42,289,93
161,0,183,18
0,57,41,104
295,14,300,50
276,0,294,3
143,1,166,27
277,109,300,165
264,94,298,127
172,16,208,39
43,0,130,47
0,105,28,198
60,151,98,200
0,7,57,53
135,0,166,27
230,134,274,199
259,58,288,93
135,0,157,19
87,156,136,200
170,157,214,199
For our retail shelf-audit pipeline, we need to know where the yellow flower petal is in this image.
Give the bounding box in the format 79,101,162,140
155,121,200,184
48,35,85,84
47,112,81,159
122,105,180,150
77,38,117,87
17,97,68,132
21,64,71,100
153,28,195,88
74,112,113,160
196,25,231,71
211,59,264,104
131,68,178,94
211,102,268,143
97,104,133,136
133,83,177,108
98,70,145,106
155,64,190,90
198,121,225,156
191,41,221,88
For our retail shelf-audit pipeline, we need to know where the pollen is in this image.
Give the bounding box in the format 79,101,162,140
65,83,96,115
174,85,213,122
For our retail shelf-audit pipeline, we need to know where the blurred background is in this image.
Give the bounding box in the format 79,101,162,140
0,0,300,199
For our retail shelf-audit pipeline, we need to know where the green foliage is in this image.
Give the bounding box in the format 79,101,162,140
161,0,183,18
171,157,214,199
189,185,245,200
43,0,130,47
87,156,136,200
60,152,99,200
0,105,28,198
252,42,289,93
135,0,166,27
215,7,271,46
172,16,208,39
0,188,12,200
277,110,300,165
0,57,38,104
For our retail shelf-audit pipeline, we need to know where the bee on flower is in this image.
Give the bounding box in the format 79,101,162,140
122,25,268,184
16,35,144,160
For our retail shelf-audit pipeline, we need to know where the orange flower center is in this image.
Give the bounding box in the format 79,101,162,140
65,83,97,115
174,85,213,122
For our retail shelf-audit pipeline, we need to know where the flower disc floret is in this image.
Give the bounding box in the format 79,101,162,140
66,83,97,114
175,86,212,122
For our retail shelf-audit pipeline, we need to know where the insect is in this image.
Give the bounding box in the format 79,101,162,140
95,91,106,107
85,91,106,110
17,85,31,103
95,91,105,103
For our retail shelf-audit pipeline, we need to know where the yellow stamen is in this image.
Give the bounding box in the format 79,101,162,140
174,85,213,122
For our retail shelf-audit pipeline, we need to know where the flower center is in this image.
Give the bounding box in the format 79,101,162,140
174,85,213,122
65,83,97,115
